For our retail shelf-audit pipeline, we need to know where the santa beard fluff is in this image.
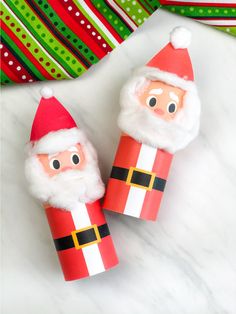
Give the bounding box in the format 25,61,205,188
25,141,105,211
118,70,201,153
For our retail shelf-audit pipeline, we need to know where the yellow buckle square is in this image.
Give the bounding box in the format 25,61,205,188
126,167,156,191
71,224,101,250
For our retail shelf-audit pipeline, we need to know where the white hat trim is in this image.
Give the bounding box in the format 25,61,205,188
29,127,86,155
134,66,195,91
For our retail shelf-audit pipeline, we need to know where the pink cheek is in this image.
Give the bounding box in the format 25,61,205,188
74,162,83,170
154,108,164,115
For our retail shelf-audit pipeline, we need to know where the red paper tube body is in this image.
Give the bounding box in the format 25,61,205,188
103,135,173,221
45,200,118,281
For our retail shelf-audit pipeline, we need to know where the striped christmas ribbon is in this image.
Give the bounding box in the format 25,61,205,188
160,1,236,36
0,0,235,85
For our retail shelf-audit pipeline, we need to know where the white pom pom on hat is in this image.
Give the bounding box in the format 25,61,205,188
40,87,54,99
170,26,192,49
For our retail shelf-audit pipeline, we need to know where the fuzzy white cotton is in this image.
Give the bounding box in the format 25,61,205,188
170,26,191,49
29,127,87,155
25,133,105,210
25,157,105,210
135,67,195,92
40,87,53,99
118,69,201,153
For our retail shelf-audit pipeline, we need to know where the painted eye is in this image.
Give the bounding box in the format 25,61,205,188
49,159,60,170
71,153,80,165
167,102,177,114
146,96,157,108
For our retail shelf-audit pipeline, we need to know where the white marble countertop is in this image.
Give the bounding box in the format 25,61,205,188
1,8,236,314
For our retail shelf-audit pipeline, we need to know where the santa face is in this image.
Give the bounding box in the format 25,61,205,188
138,80,185,121
25,139,105,210
37,144,86,177
118,73,201,153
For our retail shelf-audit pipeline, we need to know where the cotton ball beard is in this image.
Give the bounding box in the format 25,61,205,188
25,154,105,211
118,75,201,153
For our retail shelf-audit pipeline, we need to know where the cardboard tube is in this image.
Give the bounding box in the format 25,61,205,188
44,200,118,281
103,135,173,221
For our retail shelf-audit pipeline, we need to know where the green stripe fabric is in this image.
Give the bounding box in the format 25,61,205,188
1,0,235,86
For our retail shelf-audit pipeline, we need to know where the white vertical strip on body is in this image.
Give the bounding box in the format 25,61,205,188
124,144,157,218
136,144,157,170
71,202,105,276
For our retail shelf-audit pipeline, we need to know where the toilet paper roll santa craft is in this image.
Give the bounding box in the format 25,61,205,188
103,27,201,221
25,88,118,281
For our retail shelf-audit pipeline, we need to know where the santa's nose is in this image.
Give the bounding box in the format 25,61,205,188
154,108,164,115
61,166,72,172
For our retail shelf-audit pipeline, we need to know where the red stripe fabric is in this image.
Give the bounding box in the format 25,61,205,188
1,21,54,80
84,0,124,43
160,0,236,7
1,43,34,83
48,0,107,59
1,59,21,82
60,0,113,53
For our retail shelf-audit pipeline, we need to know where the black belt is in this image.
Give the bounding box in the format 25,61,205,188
110,166,166,192
54,224,110,251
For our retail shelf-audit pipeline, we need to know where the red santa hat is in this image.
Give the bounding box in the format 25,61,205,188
118,26,201,152
29,87,86,155
25,88,105,207
135,26,196,92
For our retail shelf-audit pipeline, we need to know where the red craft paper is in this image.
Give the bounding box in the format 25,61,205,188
103,135,173,221
45,201,118,281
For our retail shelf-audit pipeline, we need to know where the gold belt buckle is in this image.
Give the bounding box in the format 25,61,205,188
71,224,101,250
126,167,156,191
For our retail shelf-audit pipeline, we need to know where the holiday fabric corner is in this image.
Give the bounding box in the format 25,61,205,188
1,0,235,86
